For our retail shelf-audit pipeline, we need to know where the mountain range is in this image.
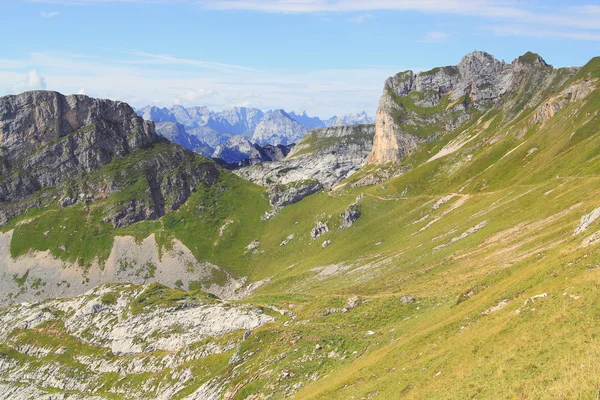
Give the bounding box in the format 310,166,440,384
1,51,600,399
136,105,373,156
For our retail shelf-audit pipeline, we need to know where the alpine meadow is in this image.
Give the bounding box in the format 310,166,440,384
1,1,600,399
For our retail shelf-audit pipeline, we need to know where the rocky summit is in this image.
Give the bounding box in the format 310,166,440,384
369,51,576,164
1,51,600,400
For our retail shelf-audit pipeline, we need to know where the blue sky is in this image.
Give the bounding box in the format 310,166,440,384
1,1,599,118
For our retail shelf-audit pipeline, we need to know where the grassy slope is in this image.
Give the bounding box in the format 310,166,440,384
4,141,270,275
2,62,600,398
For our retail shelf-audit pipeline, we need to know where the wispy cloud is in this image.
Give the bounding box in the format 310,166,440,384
124,50,263,74
418,31,450,43
486,24,600,42
349,13,374,23
25,0,600,35
0,51,403,117
197,0,600,32
40,10,59,18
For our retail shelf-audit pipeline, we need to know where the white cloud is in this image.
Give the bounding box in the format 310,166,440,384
349,13,374,23
418,31,450,43
77,88,86,94
175,88,216,104
11,70,47,93
41,11,59,18
486,25,600,42
197,0,600,32
26,0,600,38
25,0,600,38
0,52,400,117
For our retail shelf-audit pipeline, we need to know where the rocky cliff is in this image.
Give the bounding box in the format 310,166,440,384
369,51,577,164
0,91,220,228
212,135,294,165
237,123,375,189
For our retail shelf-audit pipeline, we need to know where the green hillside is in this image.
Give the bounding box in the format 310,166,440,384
1,58,600,399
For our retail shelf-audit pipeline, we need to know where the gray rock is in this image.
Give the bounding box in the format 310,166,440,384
322,240,331,248
0,91,220,228
237,124,375,189
268,180,323,208
212,135,294,166
341,203,361,228
59,196,76,208
311,222,329,239
399,296,416,303
369,51,577,164
280,233,295,246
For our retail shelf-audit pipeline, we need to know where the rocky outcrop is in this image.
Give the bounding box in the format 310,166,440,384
0,231,265,307
532,79,597,125
0,91,220,227
574,206,600,236
341,203,361,228
369,51,577,164
237,124,375,189
310,221,329,239
0,283,273,398
267,179,322,208
212,135,294,165
0,91,155,173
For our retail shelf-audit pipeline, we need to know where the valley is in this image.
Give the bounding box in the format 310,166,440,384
0,50,599,399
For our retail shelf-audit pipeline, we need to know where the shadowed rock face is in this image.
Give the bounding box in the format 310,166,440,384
0,91,156,196
368,51,576,164
0,90,220,227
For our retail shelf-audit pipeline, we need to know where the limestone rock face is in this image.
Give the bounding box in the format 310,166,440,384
0,90,156,173
267,180,323,208
237,124,375,189
0,283,273,398
212,135,294,165
368,51,576,164
0,91,220,227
